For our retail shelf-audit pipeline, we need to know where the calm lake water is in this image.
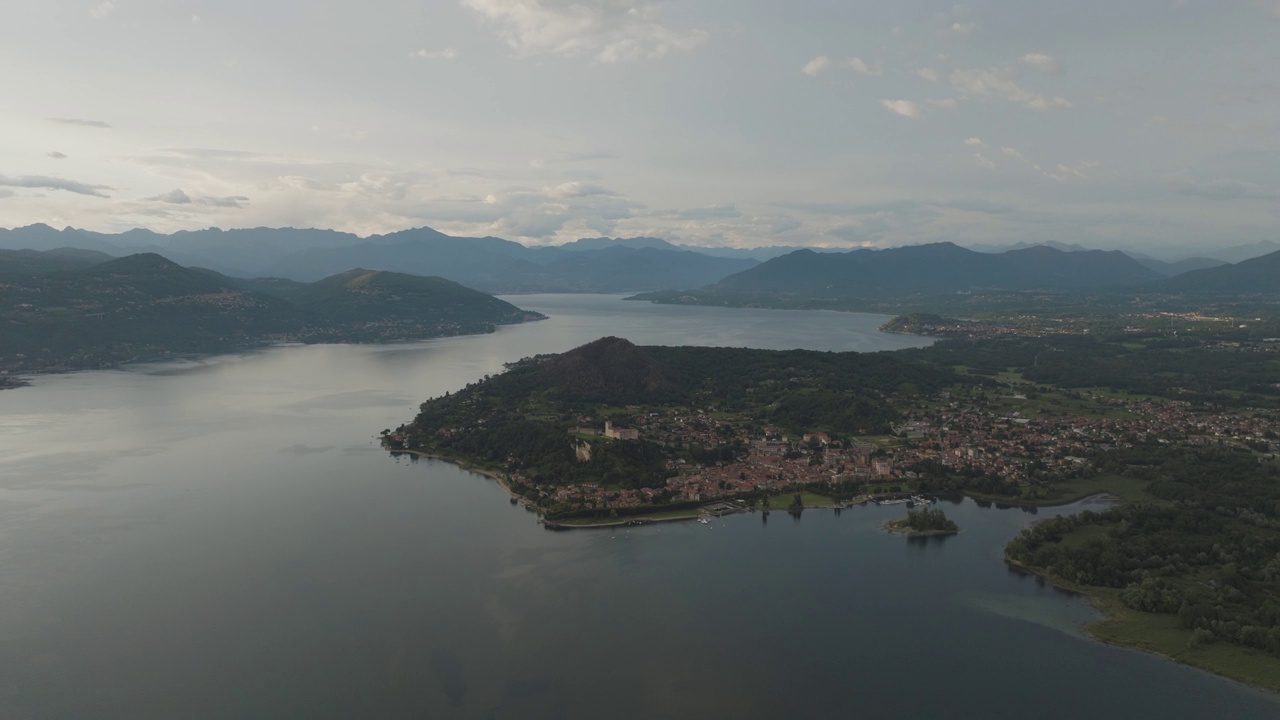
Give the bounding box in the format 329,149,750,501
0,295,1276,718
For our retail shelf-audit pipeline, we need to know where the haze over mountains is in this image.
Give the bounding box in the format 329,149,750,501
710,243,1164,293
1,224,1274,296
0,225,757,294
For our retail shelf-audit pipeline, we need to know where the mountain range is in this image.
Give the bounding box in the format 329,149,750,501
0,225,757,293
709,242,1164,294
7,224,1274,296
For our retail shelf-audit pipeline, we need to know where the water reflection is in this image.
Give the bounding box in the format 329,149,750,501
0,296,1274,719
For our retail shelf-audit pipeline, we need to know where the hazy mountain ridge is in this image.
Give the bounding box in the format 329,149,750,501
0,225,757,293
712,242,1163,294
1158,249,1280,294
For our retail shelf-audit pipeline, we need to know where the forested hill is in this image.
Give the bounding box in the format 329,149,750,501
711,242,1161,294
1158,247,1280,294
450,336,954,417
396,337,956,491
0,253,541,375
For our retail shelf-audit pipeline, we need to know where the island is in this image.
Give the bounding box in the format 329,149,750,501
884,507,959,537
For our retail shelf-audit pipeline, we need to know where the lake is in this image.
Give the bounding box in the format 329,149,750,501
0,294,1275,718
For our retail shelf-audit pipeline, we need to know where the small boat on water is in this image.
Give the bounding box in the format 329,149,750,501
697,517,711,525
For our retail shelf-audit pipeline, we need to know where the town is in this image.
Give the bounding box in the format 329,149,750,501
393,385,1277,515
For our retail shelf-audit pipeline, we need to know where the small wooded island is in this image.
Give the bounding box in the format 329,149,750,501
884,507,960,537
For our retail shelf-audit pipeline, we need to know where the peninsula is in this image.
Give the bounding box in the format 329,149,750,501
387,323,1280,691
0,251,543,377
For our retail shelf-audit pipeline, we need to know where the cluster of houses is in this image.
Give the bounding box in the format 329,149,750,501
392,385,1277,514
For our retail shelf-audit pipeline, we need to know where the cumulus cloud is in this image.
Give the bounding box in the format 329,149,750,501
846,57,882,76
147,188,251,208
151,188,192,204
47,151,68,159
461,0,708,63
1161,170,1277,200
0,174,113,197
547,181,615,198
1001,146,1027,162
974,153,996,169
47,117,111,128
942,22,978,36
802,55,832,76
409,48,458,60
950,67,1071,110
89,1,115,19
1022,53,1061,74
805,55,881,77
964,137,985,147
880,99,921,118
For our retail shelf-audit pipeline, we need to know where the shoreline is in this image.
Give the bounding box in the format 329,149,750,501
0,317,545,382
385,444,878,529
387,444,1280,693
1005,556,1280,695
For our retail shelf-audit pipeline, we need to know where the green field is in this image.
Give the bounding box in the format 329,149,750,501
763,490,836,509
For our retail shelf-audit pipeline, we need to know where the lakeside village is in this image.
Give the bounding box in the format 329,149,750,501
387,389,1277,517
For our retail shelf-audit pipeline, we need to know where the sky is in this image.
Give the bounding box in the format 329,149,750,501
1,1,1278,254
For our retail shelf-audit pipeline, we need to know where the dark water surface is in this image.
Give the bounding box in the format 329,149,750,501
0,295,1275,718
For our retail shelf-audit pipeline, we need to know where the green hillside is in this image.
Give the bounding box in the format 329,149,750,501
0,254,541,375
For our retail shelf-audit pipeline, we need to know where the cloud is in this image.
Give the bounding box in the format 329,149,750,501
147,188,251,208
547,181,615,198
914,68,940,83
805,56,881,77
47,117,111,129
47,151,68,159
950,67,1071,110
974,153,996,169
942,22,978,36
409,48,458,60
1001,146,1027,162
802,55,832,76
0,174,113,197
202,195,251,208
89,2,115,19
151,188,192,204
928,98,957,111
1022,53,1061,75
461,0,708,63
846,57,882,76
1160,170,1277,200
0,189,14,199
880,99,921,118
964,137,985,147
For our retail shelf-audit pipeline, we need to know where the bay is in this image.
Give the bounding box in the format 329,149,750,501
0,294,1275,718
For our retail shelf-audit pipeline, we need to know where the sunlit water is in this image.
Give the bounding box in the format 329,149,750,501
0,295,1275,718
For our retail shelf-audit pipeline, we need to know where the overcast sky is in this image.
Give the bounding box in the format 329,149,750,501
1,1,1278,252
